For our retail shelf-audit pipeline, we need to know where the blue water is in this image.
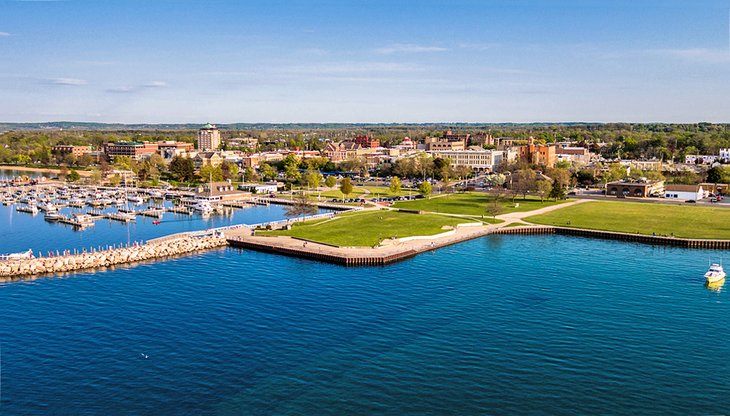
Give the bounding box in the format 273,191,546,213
1,234,728,415
0,202,322,255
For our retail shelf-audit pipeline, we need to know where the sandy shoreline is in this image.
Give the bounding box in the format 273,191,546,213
0,165,92,177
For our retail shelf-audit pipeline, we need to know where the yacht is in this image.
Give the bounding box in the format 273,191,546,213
128,195,145,205
193,200,215,215
705,263,726,283
0,249,34,261
44,208,62,222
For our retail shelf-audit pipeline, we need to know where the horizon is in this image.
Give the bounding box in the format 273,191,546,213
2,0,730,123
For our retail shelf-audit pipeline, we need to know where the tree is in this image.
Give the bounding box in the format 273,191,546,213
549,180,566,201
304,170,322,189
511,169,537,200
221,161,239,181
108,174,121,187
169,156,195,182
389,176,402,194
58,165,69,179
199,164,224,182
707,166,724,183
325,175,337,188
339,177,353,201
90,168,102,185
418,181,432,199
535,179,552,202
242,167,258,182
259,162,278,181
67,169,81,182
485,199,504,219
284,192,318,218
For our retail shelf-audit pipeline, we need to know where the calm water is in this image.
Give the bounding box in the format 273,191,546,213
0,202,323,255
1,234,728,415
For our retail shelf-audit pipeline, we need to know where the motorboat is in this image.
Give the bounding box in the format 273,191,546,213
128,195,145,204
44,208,62,222
705,262,726,284
193,200,215,215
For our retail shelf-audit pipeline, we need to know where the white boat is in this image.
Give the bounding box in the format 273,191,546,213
193,200,215,215
128,195,145,204
705,263,726,283
0,249,34,261
44,209,62,222
17,204,39,215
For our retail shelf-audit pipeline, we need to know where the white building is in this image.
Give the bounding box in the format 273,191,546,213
238,182,280,194
685,154,719,165
429,148,504,171
664,184,707,201
720,148,730,162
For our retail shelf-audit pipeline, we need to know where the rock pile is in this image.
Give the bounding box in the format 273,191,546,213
0,235,227,278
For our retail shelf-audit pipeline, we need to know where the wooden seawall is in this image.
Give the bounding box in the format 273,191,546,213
494,226,730,249
228,238,418,266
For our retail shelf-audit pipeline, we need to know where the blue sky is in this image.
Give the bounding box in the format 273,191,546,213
1,0,730,123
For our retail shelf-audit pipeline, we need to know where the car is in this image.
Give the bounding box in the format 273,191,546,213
684,200,696,203
711,198,718,203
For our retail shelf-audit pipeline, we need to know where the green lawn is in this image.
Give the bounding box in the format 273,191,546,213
257,210,478,247
312,187,368,199
392,192,569,216
526,200,730,239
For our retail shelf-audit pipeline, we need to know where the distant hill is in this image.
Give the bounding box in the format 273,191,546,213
0,121,612,132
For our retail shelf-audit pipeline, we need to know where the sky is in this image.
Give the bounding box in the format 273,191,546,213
1,0,730,124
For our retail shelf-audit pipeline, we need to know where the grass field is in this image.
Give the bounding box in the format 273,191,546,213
392,192,569,216
526,200,730,239
258,210,480,247
309,186,410,199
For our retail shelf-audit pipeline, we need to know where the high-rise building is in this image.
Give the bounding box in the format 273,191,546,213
198,123,221,151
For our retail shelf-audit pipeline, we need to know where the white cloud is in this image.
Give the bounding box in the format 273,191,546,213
0,32,11,37
649,48,730,63
142,80,167,88
46,77,87,86
282,62,424,75
374,43,447,54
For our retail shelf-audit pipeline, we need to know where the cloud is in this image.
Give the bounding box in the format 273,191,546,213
374,43,447,54
46,77,87,86
0,32,10,37
107,81,167,93
458,43,500,51
142,80,167,88
282,62,424,75
649,48,730,63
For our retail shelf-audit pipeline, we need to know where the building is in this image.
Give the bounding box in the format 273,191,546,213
227,137,259,149
193,151,225,168
720,148,730,163
685,154,719,165
424,136,466,151
198,123,221,151
241,152,286,169
429,148,504,171
394,137,416,151
555,147,593,164
664,184,707,201
103,141,159,161
517,138,556,167
238,182,281,194
323,141,363,162
353,135,380,148
157,141,194,161
195,181,250,202
470,133,494,146
606,179,665,198
52,145,93,158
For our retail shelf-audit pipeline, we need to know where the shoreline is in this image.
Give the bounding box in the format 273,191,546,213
228,224,730,267
0,165,92,177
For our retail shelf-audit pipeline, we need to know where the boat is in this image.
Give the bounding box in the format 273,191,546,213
128,195,145,204
704,262,726,283
17,204,39,215
0,249,34,261
44,209,62,222
193,200,215,215
152,220,161,225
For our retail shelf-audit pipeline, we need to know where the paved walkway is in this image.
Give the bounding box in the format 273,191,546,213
496,199,590,224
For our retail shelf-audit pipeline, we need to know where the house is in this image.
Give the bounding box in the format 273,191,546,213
193,151,224,168
238,182,281,194
664,184,707,201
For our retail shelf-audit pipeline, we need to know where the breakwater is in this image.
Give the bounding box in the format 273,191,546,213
0,235,227,279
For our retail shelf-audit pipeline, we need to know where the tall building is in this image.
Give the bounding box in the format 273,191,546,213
198,123,221,151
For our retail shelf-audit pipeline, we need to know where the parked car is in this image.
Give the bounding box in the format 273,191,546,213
685,200,696,203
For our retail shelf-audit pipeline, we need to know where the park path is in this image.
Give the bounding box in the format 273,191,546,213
496,199,590,224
